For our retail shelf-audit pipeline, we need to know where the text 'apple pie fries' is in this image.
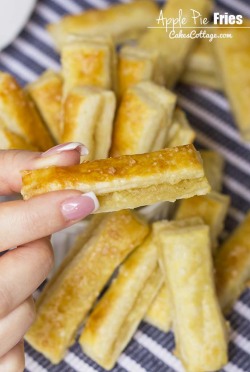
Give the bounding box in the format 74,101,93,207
27,70,63,143
111,81,176,157
139,0,212,88
62,86,116,160
61,35,116,98
154,219,228,371
0,72,54,150
80,233,162,370
21,145,211,211
47,0,159,51
215,212,250,314
25,210,149,363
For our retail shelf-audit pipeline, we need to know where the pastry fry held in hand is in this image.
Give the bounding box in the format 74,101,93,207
21,145,210,212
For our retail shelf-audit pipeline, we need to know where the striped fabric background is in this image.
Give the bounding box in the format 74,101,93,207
0,0,250,371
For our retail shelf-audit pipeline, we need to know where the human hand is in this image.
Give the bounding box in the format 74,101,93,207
0,143,99,371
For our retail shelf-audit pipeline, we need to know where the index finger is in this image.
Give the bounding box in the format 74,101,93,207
0,142,88,195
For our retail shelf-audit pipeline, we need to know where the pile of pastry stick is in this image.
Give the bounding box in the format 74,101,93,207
0,0,249,370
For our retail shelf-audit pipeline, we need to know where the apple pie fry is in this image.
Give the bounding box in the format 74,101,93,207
80,234,162,370
0,73,54,150
110,81,176,157
117,46,165,98
0,121,38,151
175,192,230,251
200,150,225,192
21,145,211,212
213,21,250,141
166,108,196,148
155,219,228,372
47,0,159,51
27,70,63,143
215,212,250,314
61,35,116,97
25,210,149,364
62,86,116,160
139,0,212,88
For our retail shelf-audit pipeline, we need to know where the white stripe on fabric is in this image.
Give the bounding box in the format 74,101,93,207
228,207,245,223
25,353,48,372
224,362,245,372
52,0,83,14
14,38,59,71
195,129,250,176
135,331,184,372
231,331,250,355
36,3,61,23
234,302,250,323
178,95,250,151
118,353,147,372
224,176,250,203
0,52,37,82
218,0,250,17
26,22,54,47
84,0,109,9
64,352,97,372
192,86,230,112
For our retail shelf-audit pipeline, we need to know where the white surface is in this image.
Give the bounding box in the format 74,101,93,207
0,0,36,50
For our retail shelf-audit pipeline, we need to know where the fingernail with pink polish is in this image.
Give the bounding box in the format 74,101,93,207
42,142,89,157
61,192,99,221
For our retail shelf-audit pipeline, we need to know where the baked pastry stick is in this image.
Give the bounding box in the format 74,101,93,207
175,192,230,251
62,86,116,160
145,192,230,332
139,0,212,88
0,73,54,150
47,0,159,51
27,70,63,143
110,82,176,157
155,219,228,371
25,210,149,363
117,46,165,98
215,212,250,314
144,282,172,333
166,108,196,148
213,21,250,140
80,234,163,370
0,120,38,151
200,150,225,192
180,38,222,90
61,35,116,97
21,145,211,212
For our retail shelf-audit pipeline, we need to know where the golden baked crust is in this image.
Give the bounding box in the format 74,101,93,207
62,86,116,160
167,108,196,147
47,0,159,50
213,20,250,140
154,219,228,372
111,81,176,157
175,192,230,251
139,0,212,88
61,36,116,97
200,150,225,192
21,145,211,211
0,119,38,150
145,283,172,332
181,70,222,90
80,234,162,370
27,70,63,143
25,210,149,364
215,212,250,314
117,46,165,98
0,73,54,150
